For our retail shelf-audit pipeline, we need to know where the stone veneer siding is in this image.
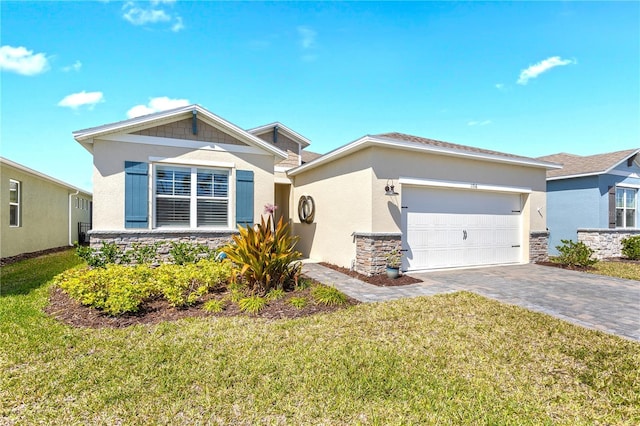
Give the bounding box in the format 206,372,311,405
577,228,640,259
529,231,549,263
353,232,402,276
89,230,238,263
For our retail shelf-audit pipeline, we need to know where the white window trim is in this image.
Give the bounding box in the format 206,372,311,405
616,187,637,228
9,179,20,227
152,163,232,230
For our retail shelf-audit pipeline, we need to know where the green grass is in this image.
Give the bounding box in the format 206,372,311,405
2,250,639,424
590,261,640,281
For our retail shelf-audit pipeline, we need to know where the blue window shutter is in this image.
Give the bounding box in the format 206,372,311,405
125,161,149,228
236,170,254,227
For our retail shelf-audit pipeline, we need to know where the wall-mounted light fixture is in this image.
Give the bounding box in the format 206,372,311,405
385,180,399,196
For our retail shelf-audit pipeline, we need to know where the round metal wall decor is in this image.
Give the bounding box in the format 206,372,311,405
298,195,315,224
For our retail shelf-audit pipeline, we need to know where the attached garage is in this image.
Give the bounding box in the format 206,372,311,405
401,180,528,271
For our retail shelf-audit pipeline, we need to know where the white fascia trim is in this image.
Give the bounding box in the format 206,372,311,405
274,165,294,173
547,169,640,181
399,177,532,194
275,176,292,184
372,136,561,170
615,183,640,189
602,149,640,175
247,122,312,147
73,104,287,160
100,134,270,156
0,157,92,195
289,135,559,176
149,156,235,169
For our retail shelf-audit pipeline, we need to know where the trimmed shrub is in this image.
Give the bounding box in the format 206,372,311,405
153,260,232,307
621,235,640,260
555,239,598,268
168,242,216,265
75,242,129,268
223,216,302,295
55,265,155,315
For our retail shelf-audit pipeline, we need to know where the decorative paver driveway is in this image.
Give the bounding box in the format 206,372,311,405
302,263,640,341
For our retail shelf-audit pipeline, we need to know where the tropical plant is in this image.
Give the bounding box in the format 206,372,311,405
223,215,302,295
555,239,598,268
311,285,348,306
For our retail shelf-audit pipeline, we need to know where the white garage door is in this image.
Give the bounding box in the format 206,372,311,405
402,186,522,271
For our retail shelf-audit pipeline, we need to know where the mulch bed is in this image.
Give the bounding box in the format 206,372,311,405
319,262,422,286
45,283,360,329
535,261,595,272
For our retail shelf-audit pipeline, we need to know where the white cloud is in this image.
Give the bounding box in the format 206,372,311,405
122,1,184,32
58,91,104,109
62,60,82,72
126,97,190,118
171,16,184,32
468,120,492,126
0,45,50,76
495,83,504,90
517,56,575,85
297,26,316,49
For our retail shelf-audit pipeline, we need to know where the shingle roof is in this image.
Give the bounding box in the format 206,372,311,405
375,132,547,164
537,149,639,179
301,150,322,163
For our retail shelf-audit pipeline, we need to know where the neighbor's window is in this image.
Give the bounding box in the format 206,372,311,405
9,179,20,227
616,187,636,228
155,165,229,228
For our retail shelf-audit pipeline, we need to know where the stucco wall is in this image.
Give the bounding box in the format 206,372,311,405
1,163,91,258
291,146,548,270
291,148,374,268
92,139,275,231
546,176,600,255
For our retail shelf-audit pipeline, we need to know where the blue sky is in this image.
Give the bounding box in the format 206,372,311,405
2,1,638,191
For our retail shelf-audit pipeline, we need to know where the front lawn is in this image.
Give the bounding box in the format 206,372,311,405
590,261,640,281
1,250,639,424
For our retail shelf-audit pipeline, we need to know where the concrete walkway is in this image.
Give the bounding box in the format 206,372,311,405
302,262,640,341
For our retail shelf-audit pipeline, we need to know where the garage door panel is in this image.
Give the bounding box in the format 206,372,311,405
402,187,522,271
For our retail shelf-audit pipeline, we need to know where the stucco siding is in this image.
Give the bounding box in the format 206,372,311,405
546,176,600,255
1,163,91,258
133,118,248,145
292,148,374,268
92,139,275,231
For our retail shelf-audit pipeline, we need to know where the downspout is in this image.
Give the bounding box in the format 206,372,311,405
69,190,79,246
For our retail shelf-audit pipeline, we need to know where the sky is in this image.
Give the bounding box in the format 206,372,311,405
1,1,639,192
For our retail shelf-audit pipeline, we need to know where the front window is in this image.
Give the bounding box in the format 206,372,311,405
616,187,636,228
9,179,20,227
155,165,229,228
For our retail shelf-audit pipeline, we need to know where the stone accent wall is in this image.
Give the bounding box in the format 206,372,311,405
577,228,640,259
353,233,402,276
529,231,549,263
89,230,238,263
256,132,301,168
134,118,247,145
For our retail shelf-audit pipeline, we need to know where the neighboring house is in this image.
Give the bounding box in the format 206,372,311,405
74,104,559,275
538,149,640,258
0,157,92,260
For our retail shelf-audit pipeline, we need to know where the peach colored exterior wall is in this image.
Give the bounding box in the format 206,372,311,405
291,148,374,268
91,139,275,231
133,118,248,145
291,146,548,269
1,162,91,258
